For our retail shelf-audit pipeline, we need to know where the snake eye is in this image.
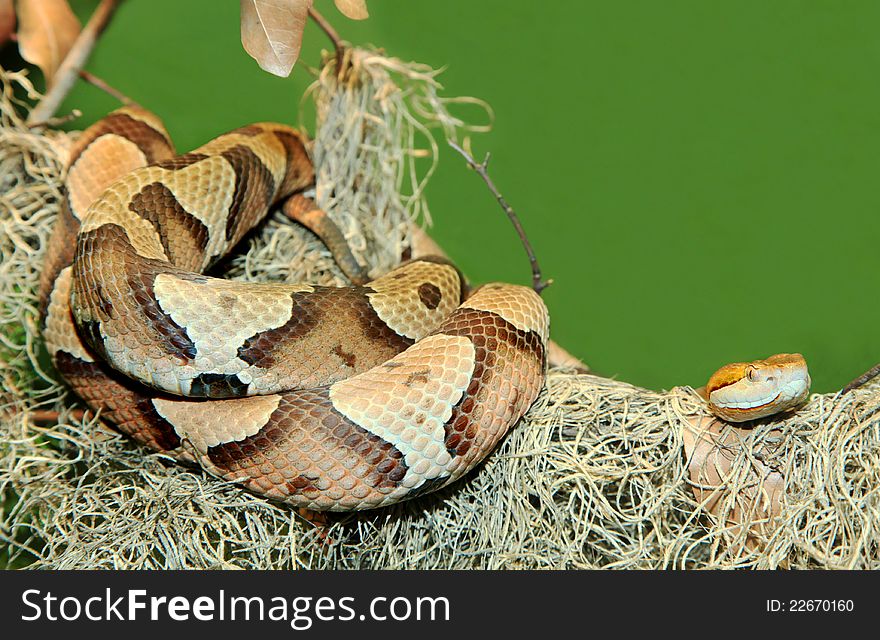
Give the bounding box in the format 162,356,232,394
746,367,757,382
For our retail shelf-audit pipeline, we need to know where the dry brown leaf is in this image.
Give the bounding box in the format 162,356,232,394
240,0,312,77
16,0,81,85
0,0,15,47
682,414,784,553
334,0,369,20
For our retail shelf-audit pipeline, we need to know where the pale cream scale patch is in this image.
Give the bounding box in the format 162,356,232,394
330,334,477,488
194,130,288,190
153,273,315,393
43,267,94,362
152,394,282,452
77,177,170,261
462,283,550,342
368,263,461,340
66,135,148,220
155,158,237,265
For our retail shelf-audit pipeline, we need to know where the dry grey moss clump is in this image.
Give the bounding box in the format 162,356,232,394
1,55,879,569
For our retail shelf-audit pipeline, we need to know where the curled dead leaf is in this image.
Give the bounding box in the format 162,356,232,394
682,413,785,554
16,0,81,85
0,0,15,47
334,0,368,20
240,0,313,78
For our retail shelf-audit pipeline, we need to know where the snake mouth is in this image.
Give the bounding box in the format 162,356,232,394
712,390,782,413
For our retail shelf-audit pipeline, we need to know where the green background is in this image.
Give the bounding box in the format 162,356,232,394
15,0,880,392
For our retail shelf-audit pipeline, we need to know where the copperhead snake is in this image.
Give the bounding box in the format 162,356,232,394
39,106,547,511
38,107,810,511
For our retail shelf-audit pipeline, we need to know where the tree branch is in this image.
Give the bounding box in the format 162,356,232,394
842,363,880,394
79,69,136,106
27,0,120,126
407,225,588,371
448,140,551,294
308,6,344,76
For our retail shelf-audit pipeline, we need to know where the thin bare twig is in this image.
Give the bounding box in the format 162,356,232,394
842,363,880,393
308,6,345,76
79,69,136,106
448,140,551,294
407,226,587,370
27,0,120,126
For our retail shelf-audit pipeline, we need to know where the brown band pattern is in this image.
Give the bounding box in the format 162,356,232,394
39,108,549,511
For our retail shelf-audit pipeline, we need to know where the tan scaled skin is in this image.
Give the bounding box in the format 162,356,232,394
40,107,549,511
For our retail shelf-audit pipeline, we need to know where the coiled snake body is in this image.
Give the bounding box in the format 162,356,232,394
40,107,549,511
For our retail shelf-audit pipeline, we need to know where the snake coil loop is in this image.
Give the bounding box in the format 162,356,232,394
39,106,549,511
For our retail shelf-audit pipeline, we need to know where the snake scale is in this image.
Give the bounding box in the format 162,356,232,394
39,106,548,511
38,106,811,512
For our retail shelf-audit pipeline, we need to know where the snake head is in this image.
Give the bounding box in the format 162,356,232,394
705,353,811,422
